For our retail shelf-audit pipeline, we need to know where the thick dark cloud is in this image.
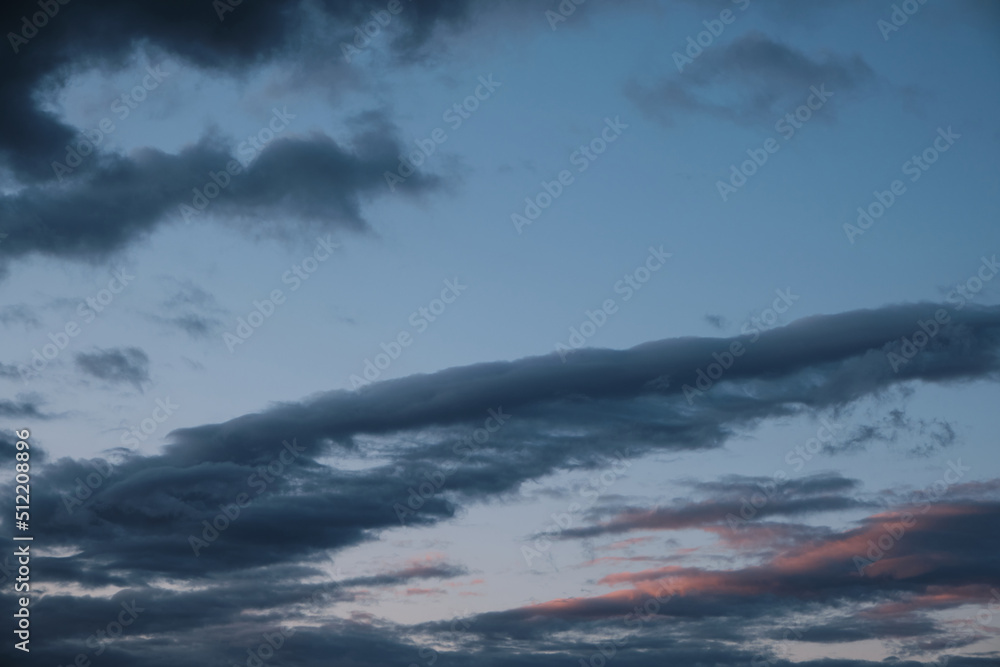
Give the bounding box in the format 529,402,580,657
0,121,439,264
1,303,999,665
0,0,479,177
162,301,1000,474
11,302,995,585
75,346,151,390
0,0,480,266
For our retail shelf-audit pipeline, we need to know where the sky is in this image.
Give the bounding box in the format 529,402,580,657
0,0,999,665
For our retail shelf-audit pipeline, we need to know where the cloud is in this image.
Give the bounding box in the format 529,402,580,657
0,125,439,265
550,472,869,540
147,280,227,339
0,0,481,178
74,347,151,391
0,0,486,268
830,408,959,457
2,303,999,665
0,433,46,465
339,555,468,588
704,314,727,330
0,396,50,419
626,31,875,127
0,362,25,379
12,302,995,583
0,303,40,328
456,496,1000,660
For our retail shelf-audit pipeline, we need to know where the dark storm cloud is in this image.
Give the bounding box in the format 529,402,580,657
1,302,995,586
74,346,150,390
163,301,1000,475
0,125,439,264
0,0,480,178
3,303,1000,665
0,0,481,266
626,31,875,126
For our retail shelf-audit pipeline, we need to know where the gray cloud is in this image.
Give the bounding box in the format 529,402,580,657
0,396,50,419
0,0,483,269
148,280,227,339
0,303,41,328
1,303,998,665
75,347,151,391
626,31,875,127
830,408,959,458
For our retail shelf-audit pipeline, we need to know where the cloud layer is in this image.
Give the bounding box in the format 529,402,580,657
1,303,998,665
